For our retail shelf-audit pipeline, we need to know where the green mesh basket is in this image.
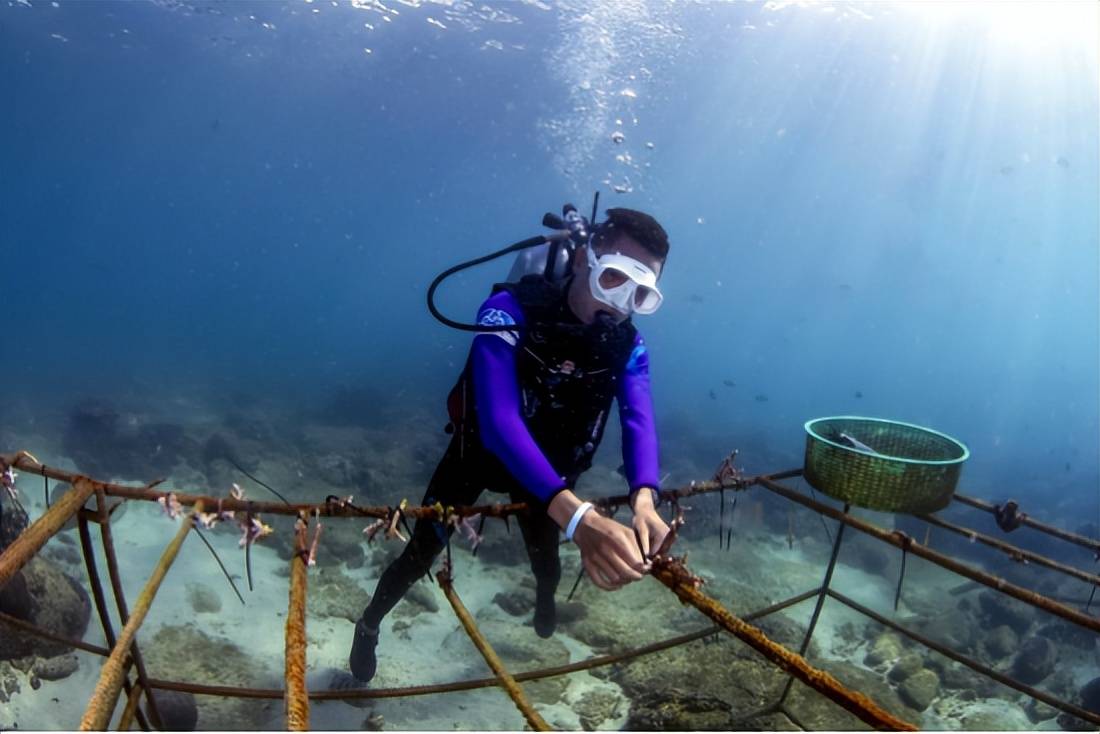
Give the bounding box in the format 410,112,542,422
803,416,969,513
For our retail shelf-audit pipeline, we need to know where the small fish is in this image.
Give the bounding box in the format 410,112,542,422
1056,155,1070,168
1065,462,1071,472
708,389,718,401
754,394,769,403
1000,165,1014,175
722,379,735,388
837,283,853,291
688,293,705,303
854,390,863,399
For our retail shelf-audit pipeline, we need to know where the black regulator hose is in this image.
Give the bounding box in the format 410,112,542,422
426,234,554,332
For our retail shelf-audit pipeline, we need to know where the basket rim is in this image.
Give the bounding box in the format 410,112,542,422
804,415,970,466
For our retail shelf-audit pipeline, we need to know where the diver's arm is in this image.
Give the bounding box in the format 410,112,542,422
471,295,569,504
617,333,661,496
616,332,669,557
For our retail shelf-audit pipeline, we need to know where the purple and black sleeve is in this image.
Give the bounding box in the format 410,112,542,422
617,333,661,495
471,291,569,504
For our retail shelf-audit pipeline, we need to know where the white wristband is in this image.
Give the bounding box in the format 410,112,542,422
565,502,594,542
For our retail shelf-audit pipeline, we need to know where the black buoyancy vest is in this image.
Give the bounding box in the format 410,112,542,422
446,275,638,478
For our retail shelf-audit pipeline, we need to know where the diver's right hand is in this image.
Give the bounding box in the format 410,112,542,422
548,490,647,591
572,511,649,590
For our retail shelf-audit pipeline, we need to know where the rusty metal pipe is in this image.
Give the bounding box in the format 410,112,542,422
79,512,152,732
284,526,310,731
755,476,1100,633
0,611,110,657
953,492,1100,554
117,681,143,732
437,566,550,731
650,558,916,731
79,503,200,731
916,511,1100,586
0,477,95,588
94,490,164,731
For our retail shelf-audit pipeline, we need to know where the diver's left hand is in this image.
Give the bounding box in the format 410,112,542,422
630,487,669,558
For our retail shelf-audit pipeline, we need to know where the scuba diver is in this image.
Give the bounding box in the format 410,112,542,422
344,204,672,685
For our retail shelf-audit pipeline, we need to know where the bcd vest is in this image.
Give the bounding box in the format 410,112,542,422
446,275,638,479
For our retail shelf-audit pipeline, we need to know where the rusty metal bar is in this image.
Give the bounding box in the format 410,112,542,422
756,476,1100,633
80,502,200,731
437,565,550,731
142,585,819,703
827,589,1100,727
285,519,310,731
953,492,1100,554
117,681,143,732
0,476,95,588
650,557,917,731
0,611,110,656
94,489,165,731
79,512,152,731
917,511,1100,586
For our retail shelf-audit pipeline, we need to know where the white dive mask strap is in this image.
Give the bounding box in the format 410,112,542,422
585,246,663,316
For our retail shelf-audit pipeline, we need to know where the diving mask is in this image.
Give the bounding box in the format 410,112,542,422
585,245,663,316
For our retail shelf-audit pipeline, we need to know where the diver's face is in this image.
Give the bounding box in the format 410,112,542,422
568,233,664,324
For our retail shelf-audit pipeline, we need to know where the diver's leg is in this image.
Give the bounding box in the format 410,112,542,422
350,436,482,682
511,490,562,638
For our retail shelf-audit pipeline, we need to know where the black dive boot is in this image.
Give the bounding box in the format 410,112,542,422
534,585,557,639
349,618,380,682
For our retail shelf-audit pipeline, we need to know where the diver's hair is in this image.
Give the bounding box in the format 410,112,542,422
592,208,670,263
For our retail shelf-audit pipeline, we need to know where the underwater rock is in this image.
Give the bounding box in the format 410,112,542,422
1081,675,1100,714
148,689,199,731
573,687,624,731
566,579,682,654
982,624,1018,660
0,557,91,661
143,624,279,730
1,496,29,552
626,689,732,730
442,613,570,705
493,590,532,617
864,631,904,668
473,532,526,568
1025,698,1059,723
186,582,223,614
888,652,923,682
557,599,587,625
977,589,1034,635
614,634,783,722
897,668,939,711
0,571,33,621
306,568,371,623
403,581,440,614
31,653,79,682
1010,635,1058,685
912,607,977,653
314,524,365,570
841,533,893,577
62,399,200,480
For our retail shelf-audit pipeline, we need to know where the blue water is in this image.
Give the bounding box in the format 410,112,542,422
2,0,1097,519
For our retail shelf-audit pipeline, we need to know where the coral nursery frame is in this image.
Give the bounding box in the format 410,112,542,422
0,450,1097,731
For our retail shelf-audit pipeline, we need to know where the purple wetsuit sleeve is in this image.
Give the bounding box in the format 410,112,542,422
618,332,660,495
471,291,569,504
